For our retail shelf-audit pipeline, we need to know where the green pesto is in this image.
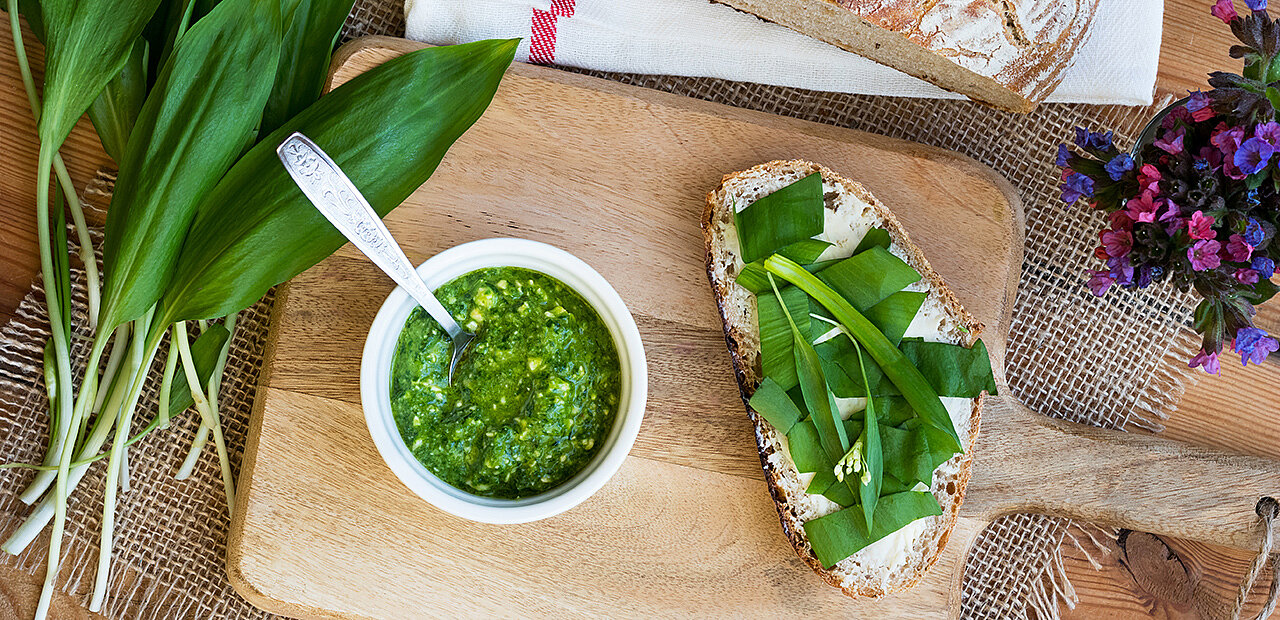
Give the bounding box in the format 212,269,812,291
389,267,621,499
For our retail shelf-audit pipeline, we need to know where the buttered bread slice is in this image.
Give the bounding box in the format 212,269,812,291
701,160,985,597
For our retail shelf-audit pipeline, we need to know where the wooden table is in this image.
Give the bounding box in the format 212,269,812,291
0,2,1276,618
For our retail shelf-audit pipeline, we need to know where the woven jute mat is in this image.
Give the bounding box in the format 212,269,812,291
0,2,1202,618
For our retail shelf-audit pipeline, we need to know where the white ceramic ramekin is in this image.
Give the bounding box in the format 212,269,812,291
361,238,647,524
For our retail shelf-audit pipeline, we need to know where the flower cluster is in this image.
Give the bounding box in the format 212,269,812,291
1055,0,1280,373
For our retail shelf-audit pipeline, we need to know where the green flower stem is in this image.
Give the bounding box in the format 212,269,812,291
763,254,962,453
91,325,132,415
9,1,102,327
90,308,154,611
32,144,76,620
175,321,235,513
157,334,180,429
175,424,210,479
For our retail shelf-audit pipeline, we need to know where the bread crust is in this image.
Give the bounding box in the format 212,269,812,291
710,0,1100,112
701,160,985,598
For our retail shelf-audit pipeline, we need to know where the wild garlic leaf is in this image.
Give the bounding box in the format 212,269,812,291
864,291,927,346
853,341,882,531
853,228,890,254
87,39,148,164
804,490,942,569
734,173,824,264
899,339,998,398
767,275,847,463
816,246,920,310
260,0,355,135
764,254,962,454
100,0,284,332
157,39,519,323
37,0,161,150
738,244,834,294
748,377,804,434
757,284,811,390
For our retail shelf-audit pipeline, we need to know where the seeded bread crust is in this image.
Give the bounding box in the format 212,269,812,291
701,160,984,598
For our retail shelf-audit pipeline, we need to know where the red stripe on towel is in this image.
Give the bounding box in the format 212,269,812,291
528,0,576,64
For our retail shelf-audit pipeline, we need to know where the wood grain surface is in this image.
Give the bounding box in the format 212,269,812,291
1,2,1278,619
223,38,1280,619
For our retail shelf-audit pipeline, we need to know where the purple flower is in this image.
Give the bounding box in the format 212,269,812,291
1236,268,1261,284
1257,122,1280,147
1247,0,1268,10
1254,255,1276,279
1155,126,1186,155
1212,0,1240,22
1087,270,1115,296
1189,240,1223,271
1188,210,1216,240
1225,234,1254,262
1235,327,1278,367
1137,266,1156,288
1187,90,1211,112
1245,218,1265,246
1101,229,1133,257
1190,349,1221,374
1105,153,1135,181
1235,137,1275,175
1056,143,1072,167
1060,171,1095,203
1074,127,1113,151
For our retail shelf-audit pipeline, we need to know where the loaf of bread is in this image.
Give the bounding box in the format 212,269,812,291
710,0,1099,112
701,160,984,596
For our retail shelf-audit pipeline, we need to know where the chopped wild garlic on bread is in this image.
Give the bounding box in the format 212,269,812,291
701,160,997,598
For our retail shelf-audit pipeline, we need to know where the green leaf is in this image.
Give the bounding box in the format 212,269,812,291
769,275,848,462
749,377,804,434
874,396,914,427
786,419,825,473
87,38,148,163
900,339,998,398
879,424,932,489
864,291,926,346
853,228,890,254
1244,278,1279,305
757,284,811,390
814,335,892,398
738,246,834,294
817,246,920,311
16,0,44,41
50,183,72,343
764,255,962,454
853,342,882,531
1267,86,1280,114
804,491,942,568
259,0,355,135
99,0,284,331
36,0,162,150
157,39,520,324
733,173,824,264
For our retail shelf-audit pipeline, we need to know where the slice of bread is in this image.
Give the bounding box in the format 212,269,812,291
709,0,1098,113
701,160,985,597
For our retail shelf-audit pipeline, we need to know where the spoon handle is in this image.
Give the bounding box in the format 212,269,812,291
276,132,464,339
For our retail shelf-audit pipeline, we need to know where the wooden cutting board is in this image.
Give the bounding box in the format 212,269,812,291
226,37,1280,619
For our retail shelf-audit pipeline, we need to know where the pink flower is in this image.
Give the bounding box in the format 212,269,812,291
1137,164,1162,194
1189,240,1223,271
1224,234,1254,262
1188,210,1216,240
1236,268,1261,284
1189,349,1221,374
1155,126,1185,155
1212,0,1239,24
1101,229,1132,257
1125,192,1163,223
1087,270,1115,296
1212,125,1248,178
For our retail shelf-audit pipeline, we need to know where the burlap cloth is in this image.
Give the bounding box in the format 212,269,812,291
0,2,1204,618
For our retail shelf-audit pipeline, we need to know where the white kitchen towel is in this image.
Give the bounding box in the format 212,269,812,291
404,0,1164,106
